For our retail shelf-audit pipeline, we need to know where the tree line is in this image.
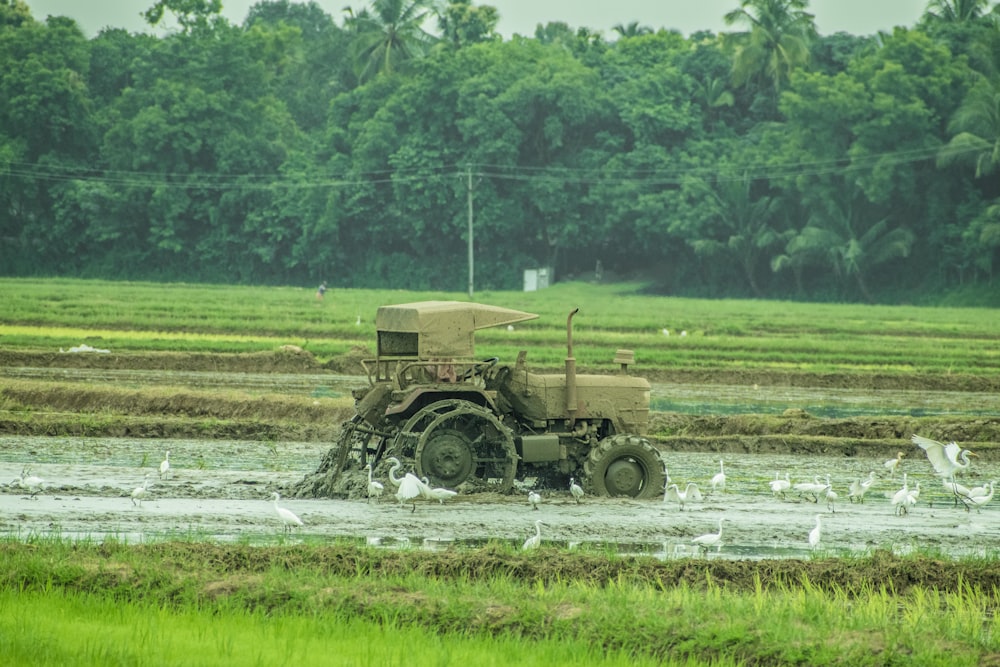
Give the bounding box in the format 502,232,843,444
1,0,999,303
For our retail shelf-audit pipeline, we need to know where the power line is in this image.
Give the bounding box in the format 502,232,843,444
0,143,980,191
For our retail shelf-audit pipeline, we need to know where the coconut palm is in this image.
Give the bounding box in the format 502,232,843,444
772,190,914,302
938,76,1000,178
923,0,991,23
612,21,653,39
723,0,816,96
687,172,787,297
344,0,440,81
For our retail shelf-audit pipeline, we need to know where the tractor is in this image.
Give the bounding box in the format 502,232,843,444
299,300,666,498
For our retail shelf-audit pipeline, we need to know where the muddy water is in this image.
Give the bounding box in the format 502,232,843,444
6,366,998,417
3,435,998,559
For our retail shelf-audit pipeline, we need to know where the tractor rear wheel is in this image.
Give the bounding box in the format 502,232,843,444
584,434,666,499
396,399,518,492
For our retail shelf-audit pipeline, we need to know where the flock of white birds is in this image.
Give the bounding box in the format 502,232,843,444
7,433,992,553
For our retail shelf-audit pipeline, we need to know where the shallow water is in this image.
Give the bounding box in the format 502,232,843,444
6,366,997,417
2,435,998,559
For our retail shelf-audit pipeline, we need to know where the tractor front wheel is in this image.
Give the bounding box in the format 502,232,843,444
583,434,666,499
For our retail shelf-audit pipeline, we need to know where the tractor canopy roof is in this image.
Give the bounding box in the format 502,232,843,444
375,301,538,358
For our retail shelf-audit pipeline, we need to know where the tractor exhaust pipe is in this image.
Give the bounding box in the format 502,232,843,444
565,307,579,428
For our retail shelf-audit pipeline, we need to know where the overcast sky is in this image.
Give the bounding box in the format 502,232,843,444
23,0,929,39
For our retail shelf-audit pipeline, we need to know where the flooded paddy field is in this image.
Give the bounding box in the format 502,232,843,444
6,365,999,418
2,434,998,559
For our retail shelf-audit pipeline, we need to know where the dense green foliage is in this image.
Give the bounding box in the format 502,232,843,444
2,0,1000,302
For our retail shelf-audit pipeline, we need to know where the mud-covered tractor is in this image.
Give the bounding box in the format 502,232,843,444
302,301,666,498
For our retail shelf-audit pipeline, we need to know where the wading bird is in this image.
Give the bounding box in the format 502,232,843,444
271,492,303,531
13,468,44,499
769,472,791,499
663,482,702,511
711,460,726,493
809,515,822,549
387,458,424,512
823,482,838,513
904,481,921,514
792,476,827,503
966,481,995,511
692,519,724,554
131,474,151,506
528,489,541,510
523,520,544,550
883,451,904,480
912,434,976,481
159,450,171,479
421,477,458,504
890,473,910,516
569,477,584,504
943,479,972,507
365,464,384,503
848,472,877,504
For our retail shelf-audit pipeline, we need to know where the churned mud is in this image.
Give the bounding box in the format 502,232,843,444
2,435,998,559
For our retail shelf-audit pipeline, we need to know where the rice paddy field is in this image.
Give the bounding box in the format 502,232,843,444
2,277,1000,665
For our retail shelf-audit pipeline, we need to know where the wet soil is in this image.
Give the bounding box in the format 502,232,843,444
3,348,998,392
2,351,998,560
3,435,998,560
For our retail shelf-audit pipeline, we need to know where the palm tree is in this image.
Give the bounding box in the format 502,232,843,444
938,76,1000,178
723,0,816,96
923,0,991,23
611,21,653,39
687,172,787,297
344,0,440,81
772,191,914,302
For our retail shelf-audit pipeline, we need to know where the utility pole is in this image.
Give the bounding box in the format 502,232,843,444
466,166,474,299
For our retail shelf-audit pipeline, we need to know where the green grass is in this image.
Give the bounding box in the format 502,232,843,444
3,538,1000,666
2,277,999,376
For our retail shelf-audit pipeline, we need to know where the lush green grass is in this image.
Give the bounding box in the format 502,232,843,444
2,590,676,667
2,278,999,376
2,538,1000,666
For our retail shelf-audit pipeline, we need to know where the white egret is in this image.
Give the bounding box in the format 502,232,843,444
365,464,384,503
159,450,171,479
386,457,404,488
13,468,44,499
523,520,544,550
808,515,822,550
912,434,975,480
271,492,304,531
890,473,910,516
692,519,724,553
769,472,791,499
131,474,151,506
528,489,541,510
966,481,995,510
904,481,921,513
569,477,584,504
969,481,995,499
823,483,838,513
848,472,877,504
943,479,973,508
792,476,827,503
663,482,702,511
883,451,904,480
388,460,424,512
421,477,458,504
711,460,726,493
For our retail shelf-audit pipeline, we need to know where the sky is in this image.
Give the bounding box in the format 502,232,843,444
23,0,930,39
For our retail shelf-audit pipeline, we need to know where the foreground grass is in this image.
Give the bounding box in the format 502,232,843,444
2,591,672,667
2,277,999,377
2,539,1000,666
